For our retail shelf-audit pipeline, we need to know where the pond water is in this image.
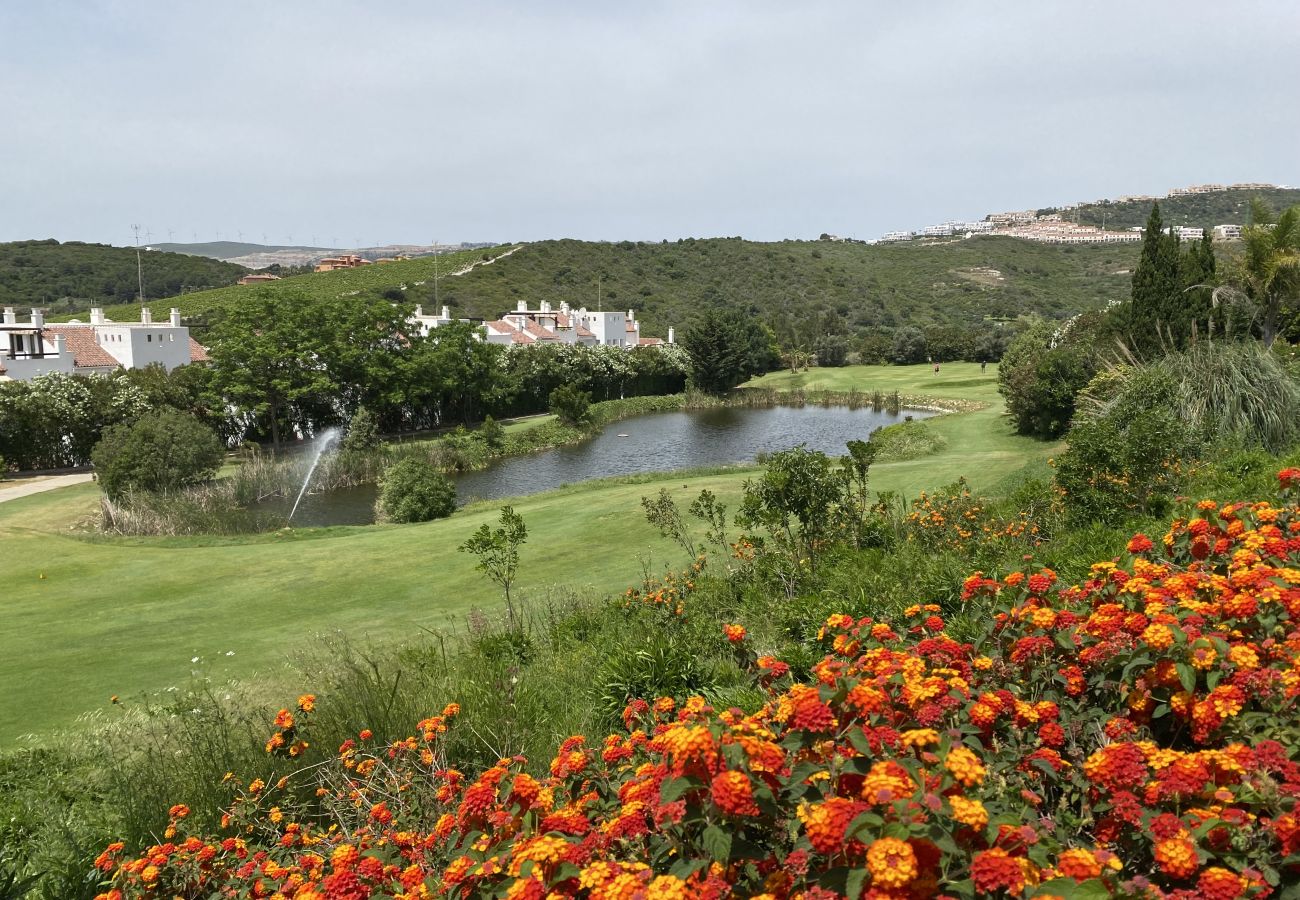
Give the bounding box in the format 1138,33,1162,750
282,404,934,527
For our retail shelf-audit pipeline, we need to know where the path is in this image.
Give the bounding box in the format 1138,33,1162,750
0,473,93,504
446,243,524,277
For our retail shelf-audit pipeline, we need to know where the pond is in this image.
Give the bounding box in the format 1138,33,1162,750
282,404,935,527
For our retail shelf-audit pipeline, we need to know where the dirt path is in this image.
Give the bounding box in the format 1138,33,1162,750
0,473,93,503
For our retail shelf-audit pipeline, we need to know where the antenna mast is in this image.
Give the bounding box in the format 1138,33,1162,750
131,224,146,304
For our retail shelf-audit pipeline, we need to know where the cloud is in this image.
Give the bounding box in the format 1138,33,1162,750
2,0,1297,245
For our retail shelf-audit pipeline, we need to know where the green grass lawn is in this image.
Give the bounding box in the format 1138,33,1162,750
0,364,1053,742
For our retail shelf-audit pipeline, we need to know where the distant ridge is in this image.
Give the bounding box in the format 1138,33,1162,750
153,241,330,260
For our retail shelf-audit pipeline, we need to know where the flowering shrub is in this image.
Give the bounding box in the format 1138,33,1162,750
906,479,1042,552
95,473,1300,898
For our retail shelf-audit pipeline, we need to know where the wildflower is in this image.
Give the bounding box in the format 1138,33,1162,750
944,745,986,787
722,623,746,643
948,795,988,829
1198,867,1248,900
971,848,1025,895
1153,836,1199,879
866,837,918,889
710,770,760,817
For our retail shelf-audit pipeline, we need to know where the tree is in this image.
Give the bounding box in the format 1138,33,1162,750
814,334,848,367
548,385,592,426
460,506,528,624
341,406,381,453
377,458,456,523
1215,200,1300,346
736,446,843,584
890,327,928,364
208,291,336,449
680,307,768,395
92,408,223,498
997,321,1096,439
479,415,506,452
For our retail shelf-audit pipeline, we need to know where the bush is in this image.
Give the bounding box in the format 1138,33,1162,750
998,322,1096,439
1055,367,1194,524
867,419,946,461
889,326,927,364
813,334,848,367
548,385,591,427
479,415,506,452
340,407,380,453
91,408,223,499
94,481,1300,898
376,458,456,523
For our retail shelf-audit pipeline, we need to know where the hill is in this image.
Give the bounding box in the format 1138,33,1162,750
432,236,1137,342
84,245,520,328
103,236,1138,345
1062,185,1300,230
0,240,248,316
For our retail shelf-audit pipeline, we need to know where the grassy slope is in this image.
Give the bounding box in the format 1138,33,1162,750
1067,187,1300,230
79,245,517,325
434,236,1136,340
67,239,1136,343
0,240,248,316
0,364,1052,742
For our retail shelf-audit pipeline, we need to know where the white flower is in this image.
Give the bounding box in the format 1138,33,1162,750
191,656,200,663
225,651,235,656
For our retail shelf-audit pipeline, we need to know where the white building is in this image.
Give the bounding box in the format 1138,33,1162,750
0,306,208,382
0,308,75,381
1214,224,1243,241
879,231,913,242
1168,226,1207,241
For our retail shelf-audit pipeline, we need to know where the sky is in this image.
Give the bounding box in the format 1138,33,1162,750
2,1,1298,247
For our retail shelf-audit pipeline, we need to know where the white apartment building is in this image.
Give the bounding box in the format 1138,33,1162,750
0,306,207,382
1214,224,1243,241
879,231,913,242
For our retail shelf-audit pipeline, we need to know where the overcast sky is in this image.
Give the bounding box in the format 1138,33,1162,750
3,1,1297,247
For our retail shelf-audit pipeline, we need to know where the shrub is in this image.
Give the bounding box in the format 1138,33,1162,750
867,419,946,461
91,408,222,499
889,326,927,364
340,406,380,453
479,414,505,452
813,334,848,367
94,478,1300,898
375,458,456,523
548,385,591,427
1055,367,1195,524
998,321,1097,439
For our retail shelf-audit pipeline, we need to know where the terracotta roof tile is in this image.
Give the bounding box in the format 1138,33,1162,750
189,338,209,363
42,324,119,368
575,326,596,338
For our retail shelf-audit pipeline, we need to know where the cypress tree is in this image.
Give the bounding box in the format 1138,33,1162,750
1126,202,1182,354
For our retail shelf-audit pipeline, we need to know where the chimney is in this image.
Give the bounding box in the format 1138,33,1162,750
53,334,66,357
3,307,15,325
170,308,182,327
628,309,634,321
414,305,423,317
560,301,570,314
441,305,449,320
516,300,527,312
31,308,45,327
90,307,105,326
668,327,675,345
140,307,153,324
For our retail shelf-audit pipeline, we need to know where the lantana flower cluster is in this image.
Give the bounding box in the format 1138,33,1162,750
95,473,1300,899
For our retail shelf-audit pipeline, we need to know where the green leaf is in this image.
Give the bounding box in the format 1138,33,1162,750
1175,661,1197,693
659,776,697,804
701,824,733,862
845,867,868,899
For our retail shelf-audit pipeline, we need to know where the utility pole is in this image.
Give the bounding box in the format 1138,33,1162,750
131,224,146,304
596,274,601,311
433,237,440,308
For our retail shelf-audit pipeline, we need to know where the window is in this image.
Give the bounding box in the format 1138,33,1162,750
147,334,152,342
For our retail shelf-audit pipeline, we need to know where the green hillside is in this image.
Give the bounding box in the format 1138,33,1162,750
82,237,1136,345
0,240,248,316
1063,186,1300,231
84,245,518,327
431,236,1137,341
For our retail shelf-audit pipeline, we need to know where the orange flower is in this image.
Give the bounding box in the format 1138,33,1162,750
948,795,988,830
722,623,746,643
866,837,917,889
944,746,986,787
1153,836,1199,879
1054,848,1102,881
971,848,1024,895
710,770,760,817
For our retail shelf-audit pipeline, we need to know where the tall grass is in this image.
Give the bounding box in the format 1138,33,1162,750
1082,341,1300,452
